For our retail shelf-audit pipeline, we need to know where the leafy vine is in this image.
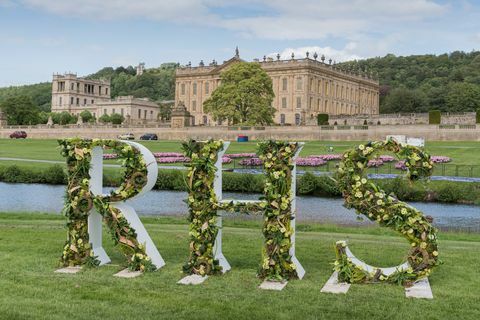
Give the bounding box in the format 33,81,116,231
59,138,155,272
334,138,439,285
257,140,300,281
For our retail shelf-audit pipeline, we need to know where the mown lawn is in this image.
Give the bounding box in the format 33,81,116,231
0,213,479,320
1,139,479,164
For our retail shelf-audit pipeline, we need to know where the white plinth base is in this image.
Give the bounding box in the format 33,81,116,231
259,280,288,291
177,274,209,285
114,268,143,278
321,272,351,294
55,266,82,274
405,278,433,299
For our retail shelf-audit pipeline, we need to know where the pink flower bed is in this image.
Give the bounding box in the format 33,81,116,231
367,159,384,167
396,155,452,171
222,156,232,164
103,153,118,160
395,161,407,171
378,155,395,162
153,152,183,158
239,158,263,166
226,153,257,158
308,154,342,161
431,156,451,163
296,157,327,166
156,156,190,164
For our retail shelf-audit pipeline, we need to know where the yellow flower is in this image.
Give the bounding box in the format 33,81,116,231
432,251,439,256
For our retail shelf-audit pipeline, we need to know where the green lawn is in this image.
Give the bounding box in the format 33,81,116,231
0,213,479,319
1,139,479,163
1,139,479,177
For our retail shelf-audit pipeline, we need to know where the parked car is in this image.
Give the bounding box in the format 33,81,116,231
9,131,27,139
140,133,158,140
117,133,135,140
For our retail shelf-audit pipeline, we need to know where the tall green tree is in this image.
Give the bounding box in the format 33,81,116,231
203,62,275,125
110,113,125,124
381,87,428,113
446,82,480,111
0,95,40,125
79,110,94,123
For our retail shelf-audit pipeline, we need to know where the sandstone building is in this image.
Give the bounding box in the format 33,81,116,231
175,49,379,126
51,73,160,123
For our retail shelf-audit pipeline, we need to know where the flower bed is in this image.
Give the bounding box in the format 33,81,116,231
152,152,183,158
308,154,342,161
431,156,451,163
225,153,257,158
378,155,395,162
295,157,327,167
396,155,452,170
156,156,190,164
367,159,384,167
239,157,263,166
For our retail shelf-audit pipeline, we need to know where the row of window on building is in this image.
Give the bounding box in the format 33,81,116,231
56,81,109,96
180,81,211,96
101,108,154,119
191,114,302,126
58,97,95,106
184,97,368,115
178,78,376,107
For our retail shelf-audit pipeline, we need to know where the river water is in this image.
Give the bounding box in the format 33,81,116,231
0,182,478,231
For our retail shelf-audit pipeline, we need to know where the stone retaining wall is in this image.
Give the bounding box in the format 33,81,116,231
1,124,478,141
308,112,477,126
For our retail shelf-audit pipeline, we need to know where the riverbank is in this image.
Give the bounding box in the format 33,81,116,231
1,164,479,205
0,212,479,319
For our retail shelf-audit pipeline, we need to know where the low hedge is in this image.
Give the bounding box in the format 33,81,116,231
0,165,478,205
429,110,441,124
317,113,329,125
477,108,480,124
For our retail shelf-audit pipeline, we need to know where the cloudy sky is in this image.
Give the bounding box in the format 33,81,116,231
1,0,480,86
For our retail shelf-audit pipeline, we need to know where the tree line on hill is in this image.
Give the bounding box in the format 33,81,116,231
1,52,480,125
340,50,480,113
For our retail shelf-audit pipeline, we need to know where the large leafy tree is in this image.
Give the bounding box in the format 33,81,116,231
381,87,428,113
203,62,275,125
446,82,480,111
0,95,40,125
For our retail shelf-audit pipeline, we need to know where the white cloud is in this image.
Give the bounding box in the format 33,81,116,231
20,0,220,24
9,0,457,58
268,43,363,63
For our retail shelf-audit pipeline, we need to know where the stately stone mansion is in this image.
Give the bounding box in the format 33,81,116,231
51,73,160,123
175,49,380,126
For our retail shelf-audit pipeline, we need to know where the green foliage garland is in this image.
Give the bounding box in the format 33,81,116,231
181,139,267,276
334,138,439,285
58,138,155,272
182,139,225,275
257,140,300,281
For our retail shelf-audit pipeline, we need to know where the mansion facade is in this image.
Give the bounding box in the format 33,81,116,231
51,73,160,123
175,51,379,126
